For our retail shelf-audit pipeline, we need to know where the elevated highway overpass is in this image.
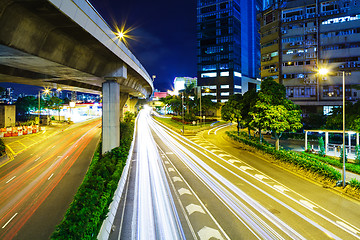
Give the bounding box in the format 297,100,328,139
0,0,154,153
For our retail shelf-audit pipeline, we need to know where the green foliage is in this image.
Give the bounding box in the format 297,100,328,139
226,131,341,181
51,122,134,240
124,111,135,123
307,142,312,152
249,78,302,150
15,96,38,115
0,138,5,156
349,179,360,190
355,145,360,165
340,147,348,163
318,137,325,157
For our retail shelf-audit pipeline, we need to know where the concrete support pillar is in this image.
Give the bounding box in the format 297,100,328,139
129,97,138,113
120,93,129,121
325,132,329,154
305,131,308,151
102,80,120,154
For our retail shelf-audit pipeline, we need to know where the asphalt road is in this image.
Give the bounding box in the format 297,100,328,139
0,118,101,240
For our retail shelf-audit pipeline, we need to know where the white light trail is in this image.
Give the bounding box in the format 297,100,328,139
134,109,185,240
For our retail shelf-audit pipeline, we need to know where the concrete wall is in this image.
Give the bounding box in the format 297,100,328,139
0,105,16,128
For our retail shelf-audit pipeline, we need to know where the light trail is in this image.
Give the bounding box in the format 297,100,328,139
149,114,359,239
134,108,185,240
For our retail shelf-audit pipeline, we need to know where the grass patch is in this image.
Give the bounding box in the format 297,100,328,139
154,116,224,134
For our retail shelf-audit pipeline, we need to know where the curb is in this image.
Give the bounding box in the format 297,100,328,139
97,117,138,240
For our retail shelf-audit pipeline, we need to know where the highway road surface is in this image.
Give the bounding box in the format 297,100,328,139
112,108,360,240
0,118,101,240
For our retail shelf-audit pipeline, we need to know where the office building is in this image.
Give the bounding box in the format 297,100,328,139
197,0,262,103
260,0,360,114
173,77,197,94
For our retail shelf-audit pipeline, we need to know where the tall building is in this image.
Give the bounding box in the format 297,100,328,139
197,0,262,103
260,0,360,114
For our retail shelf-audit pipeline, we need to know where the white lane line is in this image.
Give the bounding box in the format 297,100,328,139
51,146,55,149
6,176,16,184
35,157,40,162
274,185,289,193
198,226,224,240
48,173,54,180
172,176,182,182
2,213,18,229
336,221,359,234
299,200,317,210
178,188,192,196
255,174,268,180
218,154,231,158
165,161,170,164
166,152,174,155
65,156,69,159
214,124,230,135
210,149,222,153
168,168,175,172
186,204,205,215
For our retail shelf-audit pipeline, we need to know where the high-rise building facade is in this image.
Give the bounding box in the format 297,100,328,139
197,0,262,103
260,0,360,114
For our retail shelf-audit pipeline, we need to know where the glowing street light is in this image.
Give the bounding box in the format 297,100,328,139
318,68,330,76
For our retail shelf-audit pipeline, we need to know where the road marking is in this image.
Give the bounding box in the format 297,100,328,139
164,160,170,164
274,185,289,192
228,159,241,164
48,173,54,180
336,221,359,234
186,204,205,215
178,188,192,196
165,152,174,155
168,168,175,172
65,156,69,159
240,166,253,171
172,176,182,182
210,149,221,153
255,174,268,180
6,176,16,184
35,157,40,162
2,213,18,229
299,200,316,209
218,153,231,158
51,146,55,149
198,226,224,240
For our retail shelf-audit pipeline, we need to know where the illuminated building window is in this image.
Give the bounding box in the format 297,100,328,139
221,85,229,89
201,72,217,78
220,72,229,76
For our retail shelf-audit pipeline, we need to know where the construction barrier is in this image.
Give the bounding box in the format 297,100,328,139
0,125,40,138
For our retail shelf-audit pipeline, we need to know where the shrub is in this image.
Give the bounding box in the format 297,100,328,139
226,131,341,181
349,179,360,190
124,111,135,123
51,122,134,240
0,138,5,156
355,145,360,165
318,137,325,157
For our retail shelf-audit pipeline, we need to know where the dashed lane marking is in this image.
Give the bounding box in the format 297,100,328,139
186,204,205,215
168,168,175,172
198,226,224,240
274,185,289,193
218,153,231,158
239,166,253,171
178,188,192,196
2,213,18,229
336,221,359,234
6,176,16,184
172,176,182,182
166,152,174,155
228,159,241,164
254,174,268,180
299,200,317,210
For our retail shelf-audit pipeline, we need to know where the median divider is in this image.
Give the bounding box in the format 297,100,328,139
97,116,138,240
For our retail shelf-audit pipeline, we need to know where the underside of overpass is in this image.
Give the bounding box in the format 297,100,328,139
0,0,154,153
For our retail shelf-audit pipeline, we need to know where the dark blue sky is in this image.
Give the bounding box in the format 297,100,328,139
90,0,197,91
0,0,197,94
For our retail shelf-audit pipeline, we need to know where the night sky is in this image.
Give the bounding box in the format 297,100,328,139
0,0,197,94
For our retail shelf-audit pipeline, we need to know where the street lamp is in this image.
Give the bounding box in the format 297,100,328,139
318,68,347,187
152,75,156,82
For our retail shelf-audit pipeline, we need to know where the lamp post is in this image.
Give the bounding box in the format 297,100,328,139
152,75,156,82
38,91,41,125
319,68,347,187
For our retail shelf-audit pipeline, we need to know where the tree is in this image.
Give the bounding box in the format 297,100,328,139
15,96,37,115
221,94,243,135
355,145,360,165
250,78,302,150
241,89,258,138
49,96,63,121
